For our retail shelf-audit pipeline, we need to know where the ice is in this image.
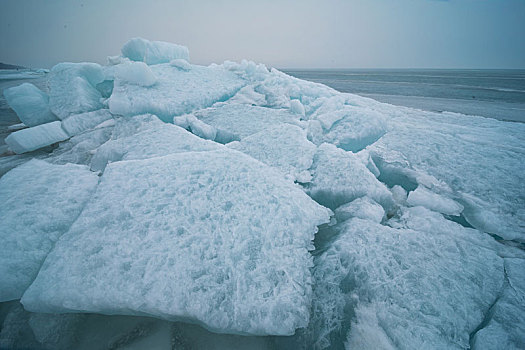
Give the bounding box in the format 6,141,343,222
0,303,274,350
114,61,157,86
61,109,113,137
307,103,387,152
390,185,408,205
7,123,27,131
48,63,105,119
228,123,316,183
191,104,302,143
173,113,217,141
22,150,332,336
471,258,525,350
108,63,244,121
91,114,222,172
306,143,393,210
0,159,99,301
226,84,267,106
121,37,190,65
170,58,191,71
302,207,503,349
367,104,525,242
3,83,58,127
0,303,40,349
5,121,69,154
407,185,464,216
48,127,113,166
289,99,305,116
334,196,385,223
1,38,523,346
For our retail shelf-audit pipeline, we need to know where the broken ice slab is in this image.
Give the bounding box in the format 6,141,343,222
5,121,69,154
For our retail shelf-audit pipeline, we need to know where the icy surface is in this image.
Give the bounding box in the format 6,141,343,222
48,63,105,119
1,38,523,347
48,127,113,166
471,258,525,350
91,114,222,172
367,104,525,242
228,123,316,182
407,185,464,216
5,121,69,154
122,37,190,65
307,99,387,152
61,109,113,137
114,61,157,87
0,160,98,301
302,207,503,349
0,302,275,350
170,58,191,71
306,143,393,210
3,83,58,127
334,196,385,223
108,63,244,121
192,104,302,142
22,150,331,336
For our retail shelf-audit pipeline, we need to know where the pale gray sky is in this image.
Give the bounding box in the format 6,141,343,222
1,0,524,69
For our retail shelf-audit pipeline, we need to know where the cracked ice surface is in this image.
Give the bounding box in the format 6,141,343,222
108,63,245,122
0,160,99,302
366,103,525,242
298,208,504,349
22,150,331,336
1,37,524,349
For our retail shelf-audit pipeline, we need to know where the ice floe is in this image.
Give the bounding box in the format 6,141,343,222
22,150,331,336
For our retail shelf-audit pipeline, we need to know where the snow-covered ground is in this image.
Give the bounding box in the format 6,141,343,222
0,38,524,350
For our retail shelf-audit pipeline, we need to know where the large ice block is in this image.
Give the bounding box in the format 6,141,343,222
3,83,58,127
5,121,69,154
0,160,99,301
22,150,331,336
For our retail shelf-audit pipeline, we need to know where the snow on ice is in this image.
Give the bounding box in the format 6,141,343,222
1,37,524,349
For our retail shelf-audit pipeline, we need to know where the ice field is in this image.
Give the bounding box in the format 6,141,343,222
0,38,524,349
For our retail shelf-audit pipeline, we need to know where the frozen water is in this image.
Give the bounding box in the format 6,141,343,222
191,104,302,142
114,61,157,87
61,109,113,137
367,103,525,242
108,63,244,121
3,83,58,127
22,150,331,336
48,127,113,166
0,159,98,301
289,99,305,116
173,113,218,141
122,37,190,65
471,258,525,350
5,121,69,154
48,63,105,119
0,302,275,350
1,38,523,347
334,196,385,223
91,114,222,172
302,207,503,349
307,102,387,152
170,58,191,71
228,123,316,183
407,185,464,216
306,143,393,210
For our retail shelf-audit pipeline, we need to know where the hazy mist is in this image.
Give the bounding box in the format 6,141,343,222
1,0,524,69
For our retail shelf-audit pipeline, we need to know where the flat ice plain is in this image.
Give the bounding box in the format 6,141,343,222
0,38,524,350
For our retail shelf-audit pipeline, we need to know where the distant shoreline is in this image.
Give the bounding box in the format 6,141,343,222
0,62,26,70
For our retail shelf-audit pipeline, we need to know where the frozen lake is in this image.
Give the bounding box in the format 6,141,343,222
283,69,525,123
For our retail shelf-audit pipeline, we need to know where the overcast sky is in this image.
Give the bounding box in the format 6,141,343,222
1,0,524,69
